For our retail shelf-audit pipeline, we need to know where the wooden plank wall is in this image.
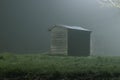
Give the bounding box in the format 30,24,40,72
51,27,68,55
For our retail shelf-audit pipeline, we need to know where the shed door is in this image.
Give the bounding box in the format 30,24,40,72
51,27,67,55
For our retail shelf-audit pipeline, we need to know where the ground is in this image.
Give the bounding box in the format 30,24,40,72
0,52,120,80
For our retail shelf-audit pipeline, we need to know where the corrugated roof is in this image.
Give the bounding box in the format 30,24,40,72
63,25,89,31
52,24,91,31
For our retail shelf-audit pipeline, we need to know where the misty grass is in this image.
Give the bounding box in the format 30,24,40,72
1,53,120,79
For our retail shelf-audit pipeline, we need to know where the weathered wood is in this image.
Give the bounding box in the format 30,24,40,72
51,27,68,55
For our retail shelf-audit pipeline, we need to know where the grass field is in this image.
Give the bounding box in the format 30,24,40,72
0,52,120,80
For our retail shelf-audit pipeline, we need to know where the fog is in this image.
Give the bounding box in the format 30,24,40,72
1,0,120,56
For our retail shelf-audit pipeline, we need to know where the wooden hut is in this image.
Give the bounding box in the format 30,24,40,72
49,25,91,56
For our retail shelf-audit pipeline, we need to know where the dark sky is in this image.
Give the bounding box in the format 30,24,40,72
1,0,120,55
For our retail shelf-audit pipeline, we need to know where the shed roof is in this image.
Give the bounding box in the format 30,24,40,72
48,24,91,31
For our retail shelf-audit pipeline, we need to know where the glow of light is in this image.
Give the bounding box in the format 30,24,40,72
98,0,120,8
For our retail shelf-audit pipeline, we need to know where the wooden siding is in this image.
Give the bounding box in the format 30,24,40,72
51,27,68,55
